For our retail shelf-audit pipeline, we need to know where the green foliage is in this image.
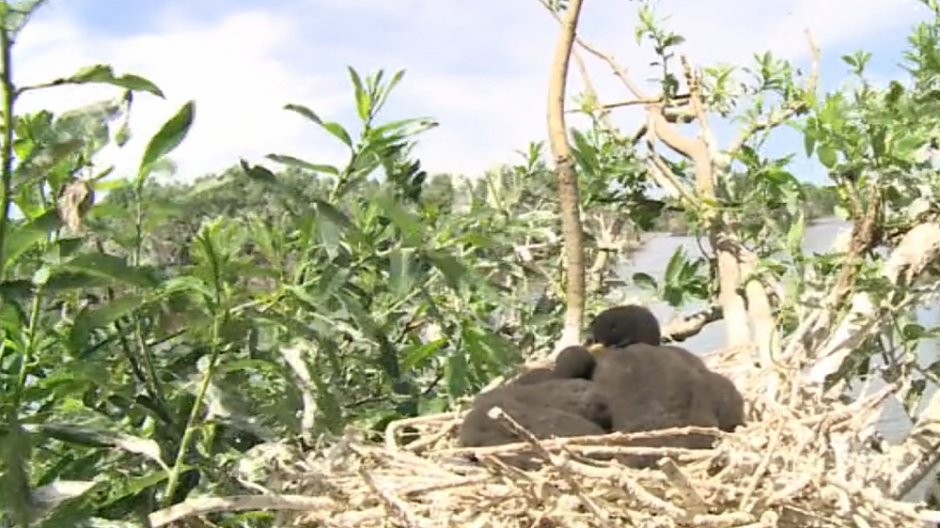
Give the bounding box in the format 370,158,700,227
0,7,590,521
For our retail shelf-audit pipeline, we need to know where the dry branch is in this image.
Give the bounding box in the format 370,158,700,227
661,304,722,343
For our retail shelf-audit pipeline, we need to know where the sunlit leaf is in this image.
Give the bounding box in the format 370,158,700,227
29,64,163,97
139,100,195,179
24,423,168,470
3,208,62,267
284,103,353,147
266,154,340,175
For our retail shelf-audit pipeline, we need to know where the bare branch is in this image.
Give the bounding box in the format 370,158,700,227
661,304,723,342
787,223,940,498
600,94,690,111
680,55,718,165
646,149,700,205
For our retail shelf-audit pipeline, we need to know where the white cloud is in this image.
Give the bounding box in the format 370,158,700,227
14,4,352,182
8,0,930,181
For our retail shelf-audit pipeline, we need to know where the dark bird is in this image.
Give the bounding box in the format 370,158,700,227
588,304,745,432
584,305,746,467
457,346,611,458
588,304,662,348
513,345,598,385
656,344,746,433
590,342,721,468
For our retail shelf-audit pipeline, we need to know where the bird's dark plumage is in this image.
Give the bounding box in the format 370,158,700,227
587,304,745,432
584,305,747,467
459,378,610,445
457,346,610,460
654,344,745,432
513,345,596,385
589,343,720,467
588,304,662,348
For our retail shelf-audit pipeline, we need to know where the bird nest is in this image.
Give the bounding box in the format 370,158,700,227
175,345,940,528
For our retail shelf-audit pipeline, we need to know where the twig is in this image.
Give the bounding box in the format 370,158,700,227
488,406,616,528
740,423,784,511
657,458,708,516
358,467,421,528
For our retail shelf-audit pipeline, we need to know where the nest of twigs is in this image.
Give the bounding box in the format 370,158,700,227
193,345,940,528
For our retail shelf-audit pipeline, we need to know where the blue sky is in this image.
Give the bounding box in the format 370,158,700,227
10,0,931,186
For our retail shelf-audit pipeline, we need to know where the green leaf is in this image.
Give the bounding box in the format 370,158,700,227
3,208,63,267
313,199,357,234
94,470,173,510
43,271,113,292
284,103,353,147
316,211,342,257
0,286,28,331
69,295,147,352
15,139,85,181
664,247,686,284
60,254,160,289
311,375,344,434
425,250,470,291
376,194,425,243
24,424,168,470
348,66,371,122
902,323,927,340
0,419,32,528
571,129,600,176
786,212,806,254
38,64,164,97
817,143,838,169
32,480,103,528
377,70,407,114
138,100,195,179
370,117,436,138
632,272,658,291
266,154,339,175
401,338,447,372
445,347,469,396
388,248,416,295
464,327,499,377
892,134,925,162
241,160,278,184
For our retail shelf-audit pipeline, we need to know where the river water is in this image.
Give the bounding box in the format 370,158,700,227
616,218,940,500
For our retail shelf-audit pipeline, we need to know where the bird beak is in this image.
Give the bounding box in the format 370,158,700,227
587,343,605,354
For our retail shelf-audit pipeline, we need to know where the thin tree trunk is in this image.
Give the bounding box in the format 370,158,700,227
547,0,586,353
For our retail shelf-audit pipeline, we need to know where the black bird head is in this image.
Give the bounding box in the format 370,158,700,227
588,304,662,348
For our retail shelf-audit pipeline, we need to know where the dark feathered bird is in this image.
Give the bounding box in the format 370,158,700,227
457,388,607,469
654,344,745,432
583,305,746,467
458,378,610,446
589,343,720,468
587,305,745,432
457,345,611,457
513,345,597,385
588,304,662,348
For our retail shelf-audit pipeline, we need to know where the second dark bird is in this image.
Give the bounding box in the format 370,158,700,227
585,304,746,467
457,345,611,455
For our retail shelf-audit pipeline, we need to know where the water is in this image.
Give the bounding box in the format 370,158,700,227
616,218,940,500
